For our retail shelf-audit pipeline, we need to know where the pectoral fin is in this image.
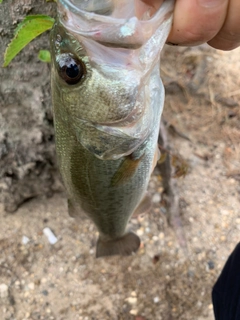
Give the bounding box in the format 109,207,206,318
111,154,144,186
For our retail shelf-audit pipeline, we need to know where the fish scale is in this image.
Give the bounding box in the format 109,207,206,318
50,0,175,257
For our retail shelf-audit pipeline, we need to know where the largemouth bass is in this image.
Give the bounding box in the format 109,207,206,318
50,0,174,257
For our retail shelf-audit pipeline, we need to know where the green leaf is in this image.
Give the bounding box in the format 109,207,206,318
14,15,54,35
38,49,51,62
3,15,55,67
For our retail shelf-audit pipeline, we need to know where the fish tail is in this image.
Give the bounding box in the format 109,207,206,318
96,232,140,258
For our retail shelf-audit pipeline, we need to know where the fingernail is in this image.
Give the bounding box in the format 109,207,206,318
197,0,225,8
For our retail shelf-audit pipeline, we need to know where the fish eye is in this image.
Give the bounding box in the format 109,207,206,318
58,54,85,85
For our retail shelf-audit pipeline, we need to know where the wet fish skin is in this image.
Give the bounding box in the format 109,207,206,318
50,1,174,257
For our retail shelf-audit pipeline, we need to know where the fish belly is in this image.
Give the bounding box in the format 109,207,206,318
54,112,158,239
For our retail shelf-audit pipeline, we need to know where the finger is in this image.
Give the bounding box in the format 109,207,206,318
208,0,240,50
135,0,164,18
167,0,229,46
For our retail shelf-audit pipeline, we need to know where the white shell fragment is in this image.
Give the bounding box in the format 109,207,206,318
0,283,9,298
43,227,58,245
22,235,30,245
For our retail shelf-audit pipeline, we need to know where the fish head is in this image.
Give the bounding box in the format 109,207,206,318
51,24,143,125
51,0,174,159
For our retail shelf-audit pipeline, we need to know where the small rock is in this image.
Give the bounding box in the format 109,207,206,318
153,296,160,303
152,193,161,203
42,290,49,296
28,282,35,290
131,291,137,297
136,228,144,236
207,260,215,270
153,255,160,264
22,235,30,245
130,309,138,315
159,232,164,239
126,297,137,304
41,278,47,284
145,227,150,233
0,283,8,298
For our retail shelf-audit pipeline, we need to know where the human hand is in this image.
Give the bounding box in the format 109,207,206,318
139,0,240,50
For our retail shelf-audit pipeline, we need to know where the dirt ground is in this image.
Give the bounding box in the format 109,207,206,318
0,45,240,320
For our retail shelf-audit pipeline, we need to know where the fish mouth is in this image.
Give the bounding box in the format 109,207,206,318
58,0,174,49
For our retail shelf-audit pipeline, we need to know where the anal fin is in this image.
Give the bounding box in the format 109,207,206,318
68,199,87,220
151,144,161,174
133,193,152,217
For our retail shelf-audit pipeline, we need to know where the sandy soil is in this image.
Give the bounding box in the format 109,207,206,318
0,46,240,320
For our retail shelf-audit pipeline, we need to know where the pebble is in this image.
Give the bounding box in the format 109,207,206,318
152,193,161,203
22,235,30,245
145,227,150,233
136,228,144,236
220,209,229,216
207,260,215,270
41,278,47,284
159,232,164,239
153,296,160,303
0,283,8,298
197,301,203,308
42,290,49,296
160,206,167,214
28,282,35,290
130,309,138,315
126,297,137,305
